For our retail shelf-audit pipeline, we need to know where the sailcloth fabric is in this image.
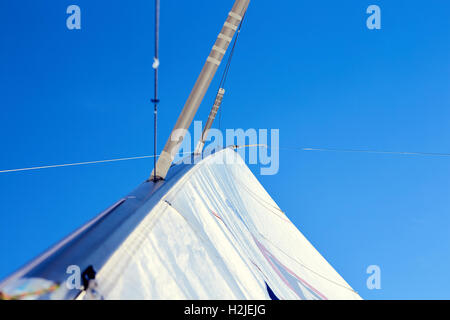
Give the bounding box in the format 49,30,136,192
95,149,361,300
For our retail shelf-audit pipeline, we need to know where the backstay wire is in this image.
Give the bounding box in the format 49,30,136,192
1,144,450,175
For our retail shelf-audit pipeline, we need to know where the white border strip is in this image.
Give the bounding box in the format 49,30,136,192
224,21,238,31
229,11,242,21
212,45,226,55
218,33,232,43
206,56,221,66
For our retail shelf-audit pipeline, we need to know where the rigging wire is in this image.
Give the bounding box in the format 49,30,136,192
2,144,450,175
0,155,161,174
0,151,196,174
218,13,245,89
217,14,246,131
240,144,450,157
279,146,450,157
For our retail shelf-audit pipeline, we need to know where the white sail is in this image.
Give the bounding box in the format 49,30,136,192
0,148,361,300
93,148,361,300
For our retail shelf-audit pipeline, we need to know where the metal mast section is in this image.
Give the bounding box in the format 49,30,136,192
150,0,251,180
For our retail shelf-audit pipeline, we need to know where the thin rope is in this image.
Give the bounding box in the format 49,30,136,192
218,14,246,131
3,143,448,175
0,155,159,174
0,152,195,174
218,14,245,89
239,144,450,158
280,146,450,157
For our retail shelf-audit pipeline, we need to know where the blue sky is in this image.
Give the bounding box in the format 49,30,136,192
1,0,450,299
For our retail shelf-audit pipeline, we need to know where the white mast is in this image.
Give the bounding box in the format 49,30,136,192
151,0,251,180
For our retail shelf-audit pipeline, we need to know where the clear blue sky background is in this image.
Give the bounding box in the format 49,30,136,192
1,0,449,299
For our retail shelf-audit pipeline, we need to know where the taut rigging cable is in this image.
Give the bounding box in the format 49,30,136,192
217,14,246,131
2,145,450,175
